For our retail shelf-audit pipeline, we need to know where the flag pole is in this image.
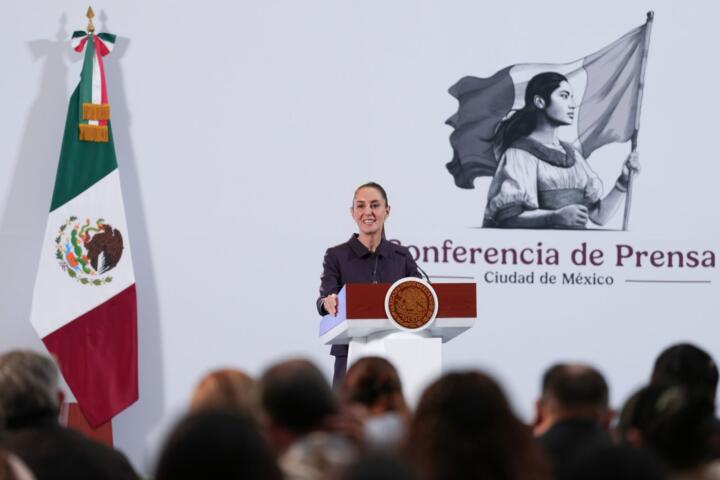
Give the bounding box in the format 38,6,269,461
622,11,654,231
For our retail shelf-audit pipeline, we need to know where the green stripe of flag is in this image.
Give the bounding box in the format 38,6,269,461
50,86,117,211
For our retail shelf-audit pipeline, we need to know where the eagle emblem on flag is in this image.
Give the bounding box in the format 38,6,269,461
55,217,124,285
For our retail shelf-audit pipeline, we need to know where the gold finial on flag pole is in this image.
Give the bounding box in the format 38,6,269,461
86,6,95,34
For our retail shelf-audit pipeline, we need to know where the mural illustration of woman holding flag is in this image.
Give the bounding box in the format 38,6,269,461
482,72,640,229
446,13,653,230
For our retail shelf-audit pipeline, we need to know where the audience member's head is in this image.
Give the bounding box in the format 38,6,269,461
560,444,666,480
406,371,549,480
651,343,718,403
260,359,338,452
535,363,610,435
618,384,716,470
0,351,61,427
341,357,409,450
342,357,408,416
341,453,418,480
154,410,281,480
189,368,259,418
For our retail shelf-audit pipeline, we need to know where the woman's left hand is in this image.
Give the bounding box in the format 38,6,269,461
620,151,641,184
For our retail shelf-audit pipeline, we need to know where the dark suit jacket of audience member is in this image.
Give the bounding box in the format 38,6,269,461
0,413,139,480
708,417,720,460
537,418,611,478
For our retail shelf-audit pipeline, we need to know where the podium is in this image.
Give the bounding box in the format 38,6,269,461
319,280,476,404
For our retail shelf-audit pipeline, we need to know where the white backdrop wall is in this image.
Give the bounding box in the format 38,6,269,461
1,0,718,473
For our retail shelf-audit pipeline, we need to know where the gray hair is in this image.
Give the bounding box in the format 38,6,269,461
0,350,60,423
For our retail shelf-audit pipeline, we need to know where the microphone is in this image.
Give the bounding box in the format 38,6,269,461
371,253,379,284
416,264,432,285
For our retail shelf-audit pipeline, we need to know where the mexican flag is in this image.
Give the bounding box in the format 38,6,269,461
446,15,653,188
30,29,137,427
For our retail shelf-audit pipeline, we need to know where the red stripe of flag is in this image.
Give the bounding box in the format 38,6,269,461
42,284,138,427
94,36,110,127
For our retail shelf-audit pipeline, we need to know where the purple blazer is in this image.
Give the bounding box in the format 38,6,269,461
317,234,420,356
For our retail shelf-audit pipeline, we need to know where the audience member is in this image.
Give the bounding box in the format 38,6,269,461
0,350,138,480
3,341,717,479
341,357,409,449
261,358,356,480
651,343,720,460
341,453,418,480
404,371,549,480
652,344,718,401
154,410,281,480
619,384,720,479
560,444,667,480
534,363,612,477
144,366,260,473
190,368,260,418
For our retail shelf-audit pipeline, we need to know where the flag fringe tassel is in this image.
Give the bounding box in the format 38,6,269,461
79,124,109,143
83,103,111,121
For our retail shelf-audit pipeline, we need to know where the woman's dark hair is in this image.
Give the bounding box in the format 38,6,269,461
493,72,569,155
342,357,408,415
354,182,389,206
405,371,549,480
618,384,716,469
260,359,338,435
155,411,282,480
651,343,718,403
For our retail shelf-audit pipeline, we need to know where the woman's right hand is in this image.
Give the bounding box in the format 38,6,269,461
323,294,338,316
553,204,589,228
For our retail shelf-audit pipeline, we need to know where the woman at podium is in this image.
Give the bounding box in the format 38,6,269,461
316,182,420,387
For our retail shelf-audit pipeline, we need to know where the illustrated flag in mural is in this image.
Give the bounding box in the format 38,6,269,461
30,27,138,427
446,20,650,188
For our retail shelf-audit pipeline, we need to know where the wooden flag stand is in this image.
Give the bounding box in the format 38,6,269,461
60,402,114,447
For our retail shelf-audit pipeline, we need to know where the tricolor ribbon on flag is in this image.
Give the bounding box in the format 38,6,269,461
71,30,116,142
446,16,652,191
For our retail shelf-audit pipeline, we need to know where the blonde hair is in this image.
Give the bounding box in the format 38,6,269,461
190,369,259,420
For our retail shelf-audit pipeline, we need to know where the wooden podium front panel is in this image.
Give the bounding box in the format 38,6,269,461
435,283,476,318
345,282,476,320
345,283,390,319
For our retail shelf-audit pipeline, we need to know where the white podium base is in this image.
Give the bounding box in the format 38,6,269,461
348,330,442,407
